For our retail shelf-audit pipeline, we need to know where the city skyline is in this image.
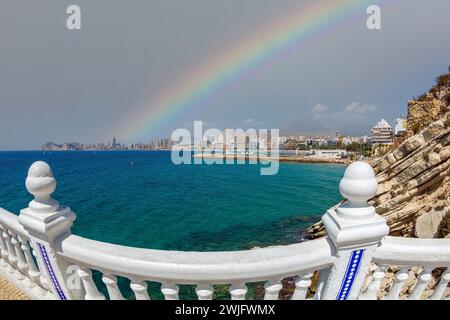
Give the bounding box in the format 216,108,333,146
40,114,402,152
2,114,405,151
1,0,450,150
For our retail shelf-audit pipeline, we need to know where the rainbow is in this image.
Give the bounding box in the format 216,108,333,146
118,0,379,141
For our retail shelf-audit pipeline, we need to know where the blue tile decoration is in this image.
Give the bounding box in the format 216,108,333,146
336,249,365,300
37,243,67,300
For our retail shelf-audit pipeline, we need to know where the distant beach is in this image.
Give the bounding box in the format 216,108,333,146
194,153,350,165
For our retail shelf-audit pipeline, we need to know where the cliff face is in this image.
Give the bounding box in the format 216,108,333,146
371,113,450,237
406,73,450,137
306,70,450,239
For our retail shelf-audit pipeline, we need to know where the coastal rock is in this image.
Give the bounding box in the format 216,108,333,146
415,208,447,238
406,100,445,137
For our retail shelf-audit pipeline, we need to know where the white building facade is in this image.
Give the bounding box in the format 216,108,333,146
394,117,407,136
371,119,393,145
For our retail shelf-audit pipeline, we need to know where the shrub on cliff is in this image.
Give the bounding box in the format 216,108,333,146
445,92,450,105
436,73,450,88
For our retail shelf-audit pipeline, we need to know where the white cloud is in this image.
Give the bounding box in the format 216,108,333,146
310,102,380,135
312,104,329,113
344,102,378,114
242,119,263,126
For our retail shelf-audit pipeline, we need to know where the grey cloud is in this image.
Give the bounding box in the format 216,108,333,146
1,0,450,149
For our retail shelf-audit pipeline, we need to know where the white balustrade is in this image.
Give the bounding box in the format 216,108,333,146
102,274,124,300
130,280,150,300
407,268,433,300
78,267,106,300
291,272,314,300
17,235,41,285
229,283,247,300
0,208,54,299
161,283,179,300
264,280,282,300
359,265,386,300
2,228,17,267
384,268,409,300
0,226,8,260
196,284,214,300
429,270,450,300
0,161,449,300
10,232,28,277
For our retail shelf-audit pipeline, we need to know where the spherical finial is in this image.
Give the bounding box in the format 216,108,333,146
25,161,59,212
339,161,378,205
28,160,53,178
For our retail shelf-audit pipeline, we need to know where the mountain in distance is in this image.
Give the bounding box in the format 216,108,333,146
41,141,83,151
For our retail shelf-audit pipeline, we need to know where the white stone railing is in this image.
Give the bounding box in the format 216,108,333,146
59,235,334,300
0,208,55,299
361,237,450,300
0,161,448,300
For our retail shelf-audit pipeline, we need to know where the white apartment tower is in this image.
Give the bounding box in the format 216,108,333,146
371,119,393,145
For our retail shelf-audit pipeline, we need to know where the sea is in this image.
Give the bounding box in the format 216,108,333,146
0,151,344,251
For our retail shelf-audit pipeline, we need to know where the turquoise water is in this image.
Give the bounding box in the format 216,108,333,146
0,151,344,251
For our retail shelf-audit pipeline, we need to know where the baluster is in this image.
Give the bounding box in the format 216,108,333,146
10,232,28,276
161,283,179,300
229,283,247,300
17,236,41,285
2,228,17,267
78,267,106,300
313,269,328,300
429,270,450,300
361,265,386,300
196,284,213,300
384,267,409,300
102,274,124,300
130,280,150,300
0,226,8,264
264,280,282,300
30,244,50,291
407,268,433,300
40,274,51,292
292,272,313,300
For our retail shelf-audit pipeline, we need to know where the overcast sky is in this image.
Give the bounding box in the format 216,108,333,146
1,0,450,150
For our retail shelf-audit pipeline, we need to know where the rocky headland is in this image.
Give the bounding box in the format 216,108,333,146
306,69,450,240
302,69,450,299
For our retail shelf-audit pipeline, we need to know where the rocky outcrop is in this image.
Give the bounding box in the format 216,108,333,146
407,73,450,137
370,114,450,238
305,70,450,240
415,208,447,238
406,100,447,137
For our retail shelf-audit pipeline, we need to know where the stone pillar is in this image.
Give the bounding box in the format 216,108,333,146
318,161,389,300
18,161,82,300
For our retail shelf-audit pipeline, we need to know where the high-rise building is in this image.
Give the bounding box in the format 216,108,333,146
371,119,393,145
224,129,235,151
112,137,117,149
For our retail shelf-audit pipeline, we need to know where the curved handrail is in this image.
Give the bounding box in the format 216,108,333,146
59,234,335,284
373,236,450,268
0,208,29,239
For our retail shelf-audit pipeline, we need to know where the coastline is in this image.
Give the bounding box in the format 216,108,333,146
21,149,351,165
193,153,350,165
